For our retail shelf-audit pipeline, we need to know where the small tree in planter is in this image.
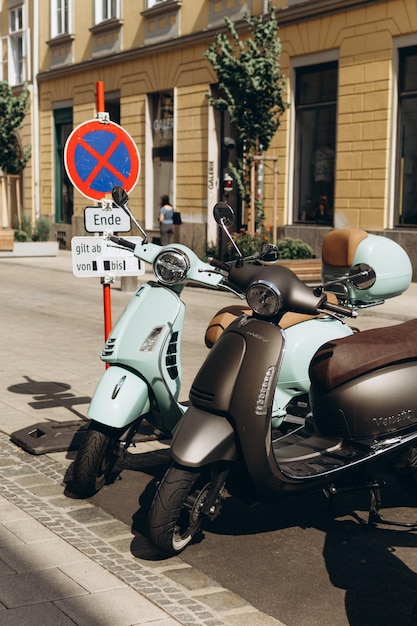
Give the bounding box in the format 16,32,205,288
0,81,31,243
206,8,288,231
0,81,31,176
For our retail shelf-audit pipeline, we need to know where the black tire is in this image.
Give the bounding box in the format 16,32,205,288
71,422,122,497
147,463,225,557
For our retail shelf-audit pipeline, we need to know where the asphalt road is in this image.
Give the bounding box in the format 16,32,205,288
2,252,417,626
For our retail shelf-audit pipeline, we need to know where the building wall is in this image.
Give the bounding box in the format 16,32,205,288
5,0,417,273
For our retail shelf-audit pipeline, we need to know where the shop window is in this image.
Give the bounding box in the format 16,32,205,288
151,91,174,227
396,46,417,226
294,62,337,225
54,108,73,224
105,93,120,125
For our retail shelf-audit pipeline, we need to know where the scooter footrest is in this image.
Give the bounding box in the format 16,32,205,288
274,435,343,462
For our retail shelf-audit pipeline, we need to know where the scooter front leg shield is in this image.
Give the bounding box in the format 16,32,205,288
88,365,150,428
171,406,237,467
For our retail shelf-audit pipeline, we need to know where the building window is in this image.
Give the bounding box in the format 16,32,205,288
54,108,73,224
294,62,337,225
8,4,25,85
105,93,120,125
51,0,71,37
396,46,417,226
95,0,120,23
146,0,167,8
151,91,174,227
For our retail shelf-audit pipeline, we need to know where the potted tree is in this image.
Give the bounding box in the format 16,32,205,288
0,81,58,256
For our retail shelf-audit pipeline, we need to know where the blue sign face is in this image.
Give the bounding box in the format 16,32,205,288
64,120,140,201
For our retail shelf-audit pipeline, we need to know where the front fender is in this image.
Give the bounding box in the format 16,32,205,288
171,406,237,467
88,366,150,428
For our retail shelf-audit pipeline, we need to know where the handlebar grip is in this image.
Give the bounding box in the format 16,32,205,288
322,301,357,318
109,235,136,251
209,257,231,272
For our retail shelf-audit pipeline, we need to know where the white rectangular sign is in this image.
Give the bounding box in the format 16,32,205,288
84,206,131,233
71,237,145,277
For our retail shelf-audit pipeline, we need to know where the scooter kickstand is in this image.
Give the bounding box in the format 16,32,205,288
368,483,417,529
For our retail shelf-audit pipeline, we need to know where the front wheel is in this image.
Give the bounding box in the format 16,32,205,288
147,462,228,557
71,422,130,497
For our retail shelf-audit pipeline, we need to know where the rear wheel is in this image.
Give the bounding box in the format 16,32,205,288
147,462,227,557
71,422,127,497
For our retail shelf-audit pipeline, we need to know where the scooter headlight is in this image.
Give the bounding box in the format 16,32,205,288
246,280,282,318
153,248,190,285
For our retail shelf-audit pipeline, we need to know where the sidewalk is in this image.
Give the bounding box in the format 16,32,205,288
0,250,416,625
0,251,284,626
0,432,281,626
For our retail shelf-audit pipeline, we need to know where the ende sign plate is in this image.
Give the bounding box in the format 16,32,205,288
84,206,131,233
72,236,145,278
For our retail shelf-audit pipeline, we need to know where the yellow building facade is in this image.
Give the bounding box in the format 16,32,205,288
2,0,417,270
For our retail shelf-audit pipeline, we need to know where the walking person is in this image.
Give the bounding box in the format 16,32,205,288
159,195,174,245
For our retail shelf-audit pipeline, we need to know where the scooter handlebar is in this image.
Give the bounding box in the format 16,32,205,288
208,257,231,272
321,300,357,318
109,235,137,251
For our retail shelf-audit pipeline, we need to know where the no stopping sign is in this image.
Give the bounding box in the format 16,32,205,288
64,119,140,201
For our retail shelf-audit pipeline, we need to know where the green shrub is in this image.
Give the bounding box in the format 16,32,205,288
33,216,51,242
207,232,314,261
14,215,32,241
14,215,51,242
277,237,314,259
14,229,31,242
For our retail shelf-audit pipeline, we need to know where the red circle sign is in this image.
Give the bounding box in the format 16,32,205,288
64,119,140,201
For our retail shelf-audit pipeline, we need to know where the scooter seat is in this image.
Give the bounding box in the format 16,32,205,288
309,319,417,393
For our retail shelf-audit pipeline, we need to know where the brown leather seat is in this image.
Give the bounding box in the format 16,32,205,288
309,319,417,393
322,228,368,268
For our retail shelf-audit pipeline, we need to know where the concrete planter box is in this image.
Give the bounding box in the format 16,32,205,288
9,241,59,257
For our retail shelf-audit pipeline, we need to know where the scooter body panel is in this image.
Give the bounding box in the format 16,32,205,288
88,365,151,428
171,406,237,466
273,317,354,420
89,283,186,433
311,361,417,439
183,316,287,492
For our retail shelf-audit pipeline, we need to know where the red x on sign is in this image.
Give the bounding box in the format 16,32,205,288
64,119,140,201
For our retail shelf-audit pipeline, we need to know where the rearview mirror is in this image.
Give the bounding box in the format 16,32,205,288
259,243,279,264
349,263,376,290
112,186,128,208
213,202,234,228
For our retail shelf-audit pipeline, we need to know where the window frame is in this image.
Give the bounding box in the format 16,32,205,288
394,44,417,227
8,3,26,85
294,61,338,225
50,0,72,38
288,51,339,226
94,0,120,24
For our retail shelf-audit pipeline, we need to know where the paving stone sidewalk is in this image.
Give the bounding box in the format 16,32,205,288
0,432,283,626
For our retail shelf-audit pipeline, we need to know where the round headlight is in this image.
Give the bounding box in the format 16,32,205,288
246,280,282,318
153,248,190,285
